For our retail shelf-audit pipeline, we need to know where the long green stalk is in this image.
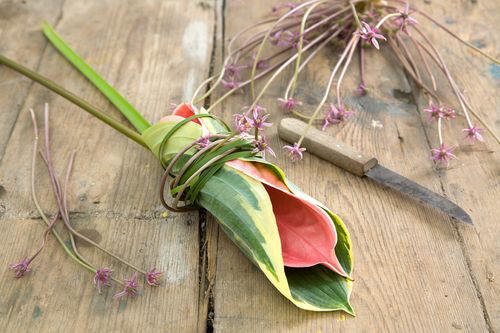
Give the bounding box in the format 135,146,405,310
42,22,151,133
0,54,148,148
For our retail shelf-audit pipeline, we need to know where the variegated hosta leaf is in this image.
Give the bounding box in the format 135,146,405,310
197,165,354,314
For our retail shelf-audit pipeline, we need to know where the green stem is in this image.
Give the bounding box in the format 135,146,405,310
42,22,151,133
0,54,148,148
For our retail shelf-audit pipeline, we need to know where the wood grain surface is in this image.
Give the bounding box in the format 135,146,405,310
0,0,498,332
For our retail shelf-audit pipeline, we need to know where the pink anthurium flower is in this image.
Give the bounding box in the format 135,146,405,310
166,103,349,279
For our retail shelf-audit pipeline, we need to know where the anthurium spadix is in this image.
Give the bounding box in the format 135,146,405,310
0,24,354,314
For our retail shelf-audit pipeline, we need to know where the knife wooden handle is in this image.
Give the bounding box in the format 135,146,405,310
278,118,378,177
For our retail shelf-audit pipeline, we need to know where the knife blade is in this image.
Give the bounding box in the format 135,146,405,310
278,118,472,224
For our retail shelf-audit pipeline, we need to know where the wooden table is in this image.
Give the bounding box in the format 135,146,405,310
0,0,498,332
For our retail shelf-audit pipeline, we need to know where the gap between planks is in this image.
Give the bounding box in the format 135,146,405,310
405,75,493,333
196,0,225,332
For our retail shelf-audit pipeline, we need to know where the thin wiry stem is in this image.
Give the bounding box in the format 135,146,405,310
28,108,96,274
250,0,326,99
40,105,147,276
395,33,421,82
208,25,340,113
438,117,443,145
290,1,335,98
413,27,472,126
408,34,437,91
387,37,439,100
416,9,500,64
298,34,359,146
246,27,343,113
336,38,359,107
283,23,352,120
414,38,500,143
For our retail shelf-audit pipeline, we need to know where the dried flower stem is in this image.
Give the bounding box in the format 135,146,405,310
336,38,359,107
39,106,148,277
298,34,359,146
413,37,500,143
250,0,326,98
290,1,330,97
416,9,500,64
412,27,471,126
28,109,96,275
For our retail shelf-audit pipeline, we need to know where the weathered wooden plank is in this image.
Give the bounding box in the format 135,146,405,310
0,0,215,331
409,1,499,330
209,0,495,331
0,0,65,159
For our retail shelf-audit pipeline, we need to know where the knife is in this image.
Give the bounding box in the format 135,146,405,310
278,118,472,225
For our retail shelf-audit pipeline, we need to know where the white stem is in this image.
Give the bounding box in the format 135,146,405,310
375,13,401,29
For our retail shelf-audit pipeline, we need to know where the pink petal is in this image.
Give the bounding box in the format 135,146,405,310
226,159,349,278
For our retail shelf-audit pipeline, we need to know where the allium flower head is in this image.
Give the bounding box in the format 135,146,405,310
270,30,297,48
394,3,418,33
248,105,272,130
283,143,306,162
356,83,367,96
463,126,484,142
221,78,241,90
358,22,386,49
114,273,139,299
224,63,245,79
322,104,353,131
431,144,457,167
253,136,276,158
441,107,456,120
9,258,30,278
233,113,251,133
277,97,302,112
423,103,444,121
196,136,211,149
146,268,162,287
93,268,113,293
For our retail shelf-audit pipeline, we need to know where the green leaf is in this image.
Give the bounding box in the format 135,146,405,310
42,22,151,133
198,164,354,313
141,120,202,162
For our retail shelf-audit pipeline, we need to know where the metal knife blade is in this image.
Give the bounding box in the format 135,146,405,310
278,118,473,225
366,165,472,224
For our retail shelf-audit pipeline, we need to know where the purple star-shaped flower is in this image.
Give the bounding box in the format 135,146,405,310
9,258,30,278
233,113,251,133
463,126,484,142
277,97,302,112
431,143,457,167
394,2,418,33
146,268,163,287
358,21,387,50
114,273,139,299
322,104,353,131
93,268,113,293
253,136,276,158
248,105,272,131
423,103,444,121
441,107,456,120
224,63,245,79
283,143,306,162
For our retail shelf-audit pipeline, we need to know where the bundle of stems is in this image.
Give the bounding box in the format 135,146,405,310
189,0,499,166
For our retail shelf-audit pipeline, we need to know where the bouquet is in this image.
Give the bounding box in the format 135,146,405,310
1,24,354,313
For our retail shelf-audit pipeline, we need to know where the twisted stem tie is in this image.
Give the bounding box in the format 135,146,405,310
158,114,257,212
